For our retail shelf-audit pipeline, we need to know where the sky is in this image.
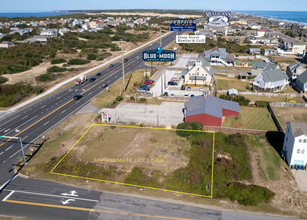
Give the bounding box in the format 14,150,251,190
1,0,307,12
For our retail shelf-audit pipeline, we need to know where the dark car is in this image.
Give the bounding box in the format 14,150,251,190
163,92,168,96
74,95,82,100
124,58,128,62
181,85,185,90
109,64,115,68
89,77,96,82
96,72,101,76
102,83,108,88
168,81,178,86
141,85,150,91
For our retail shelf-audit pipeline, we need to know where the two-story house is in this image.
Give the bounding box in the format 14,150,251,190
253,69,289,91
40,29,58,38
296,71,307,93
283,122,307,167
279,39,306,56
286,62,305,80
182,56,214,86
251,61,280,76
203,47,235,67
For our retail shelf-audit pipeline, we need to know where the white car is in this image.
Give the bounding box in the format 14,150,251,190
184,93,189,97
199,87,203,91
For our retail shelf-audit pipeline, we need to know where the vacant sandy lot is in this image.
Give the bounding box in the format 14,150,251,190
272,107,307,130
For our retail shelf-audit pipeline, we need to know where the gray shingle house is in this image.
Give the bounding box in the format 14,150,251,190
253,69,289,91
286,62,305,80
249,48,261,55
296,71,307,93
251,61,280,76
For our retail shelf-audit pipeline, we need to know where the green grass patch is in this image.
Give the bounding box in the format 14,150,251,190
223,107,277,131
68,59,91,65
215,78,251,91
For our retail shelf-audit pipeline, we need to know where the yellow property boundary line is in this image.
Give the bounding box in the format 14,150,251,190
50,124,215,198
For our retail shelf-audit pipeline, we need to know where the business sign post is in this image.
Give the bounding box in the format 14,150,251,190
142,46,176,62
170,19,196,32
205,11,232,27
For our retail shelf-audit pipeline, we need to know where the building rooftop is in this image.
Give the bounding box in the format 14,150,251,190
262,69,288,83
297,70,307,84
290,122,307,137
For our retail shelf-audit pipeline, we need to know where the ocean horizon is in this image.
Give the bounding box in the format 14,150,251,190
236,10,307,25
0,11,79,18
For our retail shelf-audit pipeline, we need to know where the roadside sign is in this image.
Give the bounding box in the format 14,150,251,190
176,35,206,44
142,46,176,62
170,19,196,32
205,11,232,27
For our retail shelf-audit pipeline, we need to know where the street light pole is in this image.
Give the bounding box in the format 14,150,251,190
0,135,27,165
121,39,125,89
160,28,162,48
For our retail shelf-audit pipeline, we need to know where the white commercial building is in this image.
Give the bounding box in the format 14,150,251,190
283,122,307,167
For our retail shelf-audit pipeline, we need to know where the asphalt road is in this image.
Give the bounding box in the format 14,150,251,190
0,26,300,220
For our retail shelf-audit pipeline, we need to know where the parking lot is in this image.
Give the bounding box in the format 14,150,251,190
100,102,185,127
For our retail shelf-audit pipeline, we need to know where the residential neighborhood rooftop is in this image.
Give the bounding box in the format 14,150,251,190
289,122,307,137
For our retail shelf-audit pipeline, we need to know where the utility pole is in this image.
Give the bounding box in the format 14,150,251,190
0,135,27,165
119,80,121,96
121,39,125,89
160,28,162,48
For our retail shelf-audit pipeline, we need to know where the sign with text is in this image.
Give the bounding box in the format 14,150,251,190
142,47,176,62
176,35,206,43
205,11,232,27
170,19,196,31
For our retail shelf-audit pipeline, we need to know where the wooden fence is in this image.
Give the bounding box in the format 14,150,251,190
203,126,268,135
267,103,284,132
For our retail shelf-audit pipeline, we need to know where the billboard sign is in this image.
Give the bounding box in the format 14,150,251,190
205,11,232,27
176,35,206,43
170,19,196,31
142,46,176,62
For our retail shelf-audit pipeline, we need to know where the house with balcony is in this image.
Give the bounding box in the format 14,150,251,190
182,56,214,86
251,61,280,76
283,122,307,167
278,38,306,56
263,48,278,56
40,29,58,38
296,71,307,93
253,69,289,91
203,47,235,67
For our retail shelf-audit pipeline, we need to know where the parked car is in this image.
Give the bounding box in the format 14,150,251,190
144,80,154,85
96,72,101,76
141,85,150,91
102,83,108,88
168,81,178,86
190,94,195,97
170,93,175,97
163,92,168,96
137,88,146,93
109,64,115,68
89,77,96,82
199,87,203,91
181,85,185,90
124,58,129,62
187,86,191,91
74,95,82,100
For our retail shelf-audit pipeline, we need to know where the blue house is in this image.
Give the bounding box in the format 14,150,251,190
204,47,235,67
296,71,307,93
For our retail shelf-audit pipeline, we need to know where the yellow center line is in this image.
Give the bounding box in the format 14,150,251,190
0,55,141,148
5,200,198,220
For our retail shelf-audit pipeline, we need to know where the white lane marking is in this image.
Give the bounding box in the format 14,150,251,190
0,152,3,155
61,191,78,197
3,190,99,203
57,96,61,99
4,115,38,136
0,128,4,132
2,191,15,202
5,145,13,151
43,121,49,126
107,80,110,83
62,199,75,205
88,93,92,96
51,106,53,108
41,112,43,114
30,108,32,110
61,110,66,114
98,86,101,89
41,105,46,109
75,89,78,92
0,114,21,127
76,101,80,103
3,161,5,163
23,135,28,139
0,175,18,190
4,129,10,133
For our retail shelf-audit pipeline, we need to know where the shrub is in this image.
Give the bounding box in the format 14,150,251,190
51,58,67,64
38,73,56,82
219,94,250,106
87,53,98,60
222,183,275,206
0,76,8,84
255,101,269,107
108,100,116,107
140,123,144,127
68,59,90,65
130,96,135,100
139,98,146,102
95,56,103,61
129,122,136,125
115,96,123,101
47,66,67,73
176,121,203,137
110,126,116,130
